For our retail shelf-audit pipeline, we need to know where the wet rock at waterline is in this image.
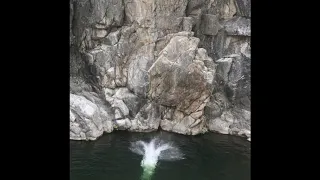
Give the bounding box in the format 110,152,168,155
70,93,113,140
206,54,251,140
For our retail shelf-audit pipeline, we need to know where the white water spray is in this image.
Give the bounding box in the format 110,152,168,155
130,138,184,180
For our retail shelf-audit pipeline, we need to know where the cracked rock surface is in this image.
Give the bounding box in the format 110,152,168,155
70,0,251,141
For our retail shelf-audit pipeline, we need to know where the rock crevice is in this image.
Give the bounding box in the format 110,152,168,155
70,0,251,141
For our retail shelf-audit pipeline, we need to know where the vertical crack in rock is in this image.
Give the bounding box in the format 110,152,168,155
70,0,250,141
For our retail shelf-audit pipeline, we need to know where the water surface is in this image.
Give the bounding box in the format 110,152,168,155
70,131,250,180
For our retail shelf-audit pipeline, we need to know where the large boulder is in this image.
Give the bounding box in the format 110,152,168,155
70,91,114,140
70,94,106,140
148,32,215,135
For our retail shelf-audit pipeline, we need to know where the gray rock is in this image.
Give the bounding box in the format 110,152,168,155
207,106,250,140
196,48,216,70
154,31,195,55
113,88,147,118
221,36,251,59
175,116,207,135
210,54,250,113
225,17,250,36
124,0,188,34
70,77,92,94
208,111,234,133
186,0,206,16
103,88,132,120
124,0,155,27
70,111,76,122
70,0,251,140
127,44,155,98
160,105,208,135
159,119,174,132
114,118,132,130
216,57,233,82
114,109,123,119
154,0,188,31
229,108,251,130
147,33,215,135
186,0,251,61
111,99,129,117
86,92,114,121
70,0,125,89
238,129,250,137
221,110,234,123
92,29,108,39
104,87,147,122
200,14,222,36
204,92,230,120
103,88,115,97
129,103,161,132
234,0,251,17
117,25,139,58
182,17,195,31
206,0,237,20
72,0,124,49
226,55,250,110
70,122,82,134
104,30,121,45
70,94,104,140
207,117,231,134
84,45,117,89
148,34,214,109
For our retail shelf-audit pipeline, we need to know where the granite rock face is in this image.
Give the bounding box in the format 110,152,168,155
70,93,113,140
148,33,215,135
70,0,251,141
205,53,251,140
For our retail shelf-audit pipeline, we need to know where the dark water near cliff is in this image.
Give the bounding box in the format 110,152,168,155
70,131,250,180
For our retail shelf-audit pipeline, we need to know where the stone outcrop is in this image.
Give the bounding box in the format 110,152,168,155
70,0,251,141
148,33,215,135
70,93,113,140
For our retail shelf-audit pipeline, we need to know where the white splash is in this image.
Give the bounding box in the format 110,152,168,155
130,138,184,180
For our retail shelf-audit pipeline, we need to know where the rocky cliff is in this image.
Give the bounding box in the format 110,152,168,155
70,0,251,141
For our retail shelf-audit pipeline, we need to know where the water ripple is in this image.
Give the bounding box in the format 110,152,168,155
70,131,250,180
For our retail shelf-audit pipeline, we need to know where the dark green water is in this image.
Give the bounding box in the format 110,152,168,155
70,131,250,180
